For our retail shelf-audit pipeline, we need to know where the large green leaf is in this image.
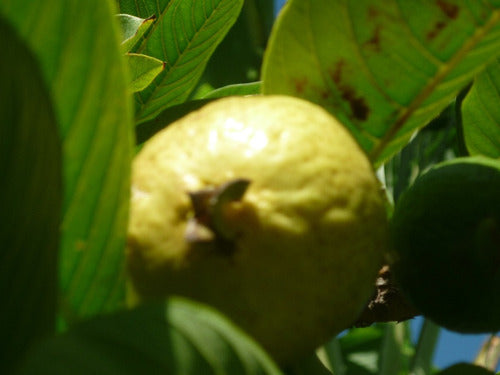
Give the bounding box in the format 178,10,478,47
118,0,244,123
262,0,500,166
0,0,134,323
462,59,500,158
0,15,61,373
18,298,283,375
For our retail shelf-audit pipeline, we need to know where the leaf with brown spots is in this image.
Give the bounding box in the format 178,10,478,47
262,0,500,166
436,0,459,19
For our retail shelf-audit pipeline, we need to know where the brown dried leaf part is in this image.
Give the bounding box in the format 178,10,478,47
475,335,500,372
353,265,420,327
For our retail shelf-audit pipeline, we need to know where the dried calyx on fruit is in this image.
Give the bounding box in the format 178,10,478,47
185,178,251,247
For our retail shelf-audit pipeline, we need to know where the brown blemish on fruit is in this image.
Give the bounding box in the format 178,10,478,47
436,0,459,19
329,61,370,121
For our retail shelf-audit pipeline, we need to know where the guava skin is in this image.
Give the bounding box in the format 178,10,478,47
391,156,500,333
126,95,388,364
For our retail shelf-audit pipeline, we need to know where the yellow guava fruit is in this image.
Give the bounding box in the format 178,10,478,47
126,95,388,364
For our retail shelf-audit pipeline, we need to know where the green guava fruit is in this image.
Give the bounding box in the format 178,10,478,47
126,95,388,364
391,156,500,333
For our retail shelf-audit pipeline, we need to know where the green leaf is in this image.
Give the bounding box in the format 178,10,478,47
378,323,414,375
0,0,135,323
338,326,385,375
333,323,414,375
17,298,283,375
127,53,165,92
462,59,500,157
202,81,262,99
384,103,459,204
198,0,273,89
434,363,495,375
0,15,62,373
262,0,500,166
409,319,440,375
117,13,156,52
135,99,212,144
317,338,347,375
117,0,244,124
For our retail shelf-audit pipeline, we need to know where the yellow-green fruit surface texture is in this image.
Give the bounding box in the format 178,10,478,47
126,95,388,364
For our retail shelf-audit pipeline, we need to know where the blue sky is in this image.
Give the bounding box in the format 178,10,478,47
271,0,497,372
412,317,491,370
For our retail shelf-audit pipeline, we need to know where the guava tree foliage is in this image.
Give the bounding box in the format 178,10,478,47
1,0,500,374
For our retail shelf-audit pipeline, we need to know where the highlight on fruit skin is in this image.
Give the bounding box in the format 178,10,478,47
126,95,388,364
391,156,500,333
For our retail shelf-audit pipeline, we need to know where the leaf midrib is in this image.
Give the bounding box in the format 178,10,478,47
135,0,237,117
368,8,500,163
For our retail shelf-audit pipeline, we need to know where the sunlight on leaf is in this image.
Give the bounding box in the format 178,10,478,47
474,335,500,373
118,0,244,124
127,53,165,92
262,0,500,166
462,59,500,158
117,13,156,52
202,81,262,99
0,0,135,323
